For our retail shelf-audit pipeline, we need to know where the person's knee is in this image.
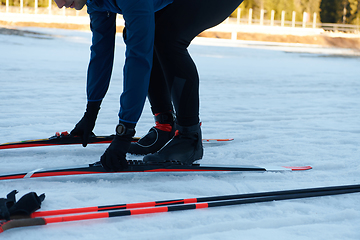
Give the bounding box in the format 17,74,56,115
155,25,188,53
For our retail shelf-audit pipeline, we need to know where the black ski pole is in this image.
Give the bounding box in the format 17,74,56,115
2,183,360,233
30,183,360,218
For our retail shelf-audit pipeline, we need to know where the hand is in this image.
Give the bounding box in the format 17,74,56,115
100,135,132,171
9,192,45,217
70,101,101,147
0,190,45,220
0,190,16,221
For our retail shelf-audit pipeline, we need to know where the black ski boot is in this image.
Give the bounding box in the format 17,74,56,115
143,123,203,165
128,111,175,155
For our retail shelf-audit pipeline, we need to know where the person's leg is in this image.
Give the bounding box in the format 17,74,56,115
144,0,243,163
153,0,244,126
128,51,175,155
147,50,173,114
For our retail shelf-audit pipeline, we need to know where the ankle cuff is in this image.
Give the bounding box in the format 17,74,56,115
176,123,201,134
154,111,175,125
155,123,173,132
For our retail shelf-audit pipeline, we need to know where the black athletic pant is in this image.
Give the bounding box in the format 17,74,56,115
148,0,243,127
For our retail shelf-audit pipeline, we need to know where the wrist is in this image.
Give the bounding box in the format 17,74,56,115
86,101,102,114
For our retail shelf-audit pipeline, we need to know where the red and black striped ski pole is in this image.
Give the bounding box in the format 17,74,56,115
2,183,360,233
30,183,360,218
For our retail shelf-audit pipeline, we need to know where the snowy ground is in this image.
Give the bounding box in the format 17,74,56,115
0,27,360,239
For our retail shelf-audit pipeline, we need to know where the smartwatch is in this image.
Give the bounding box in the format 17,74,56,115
115,123,135,136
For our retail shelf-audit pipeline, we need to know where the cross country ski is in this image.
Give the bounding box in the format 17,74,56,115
0,131,234,150
0,160,312,181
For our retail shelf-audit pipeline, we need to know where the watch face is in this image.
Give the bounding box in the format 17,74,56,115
116,124,125,135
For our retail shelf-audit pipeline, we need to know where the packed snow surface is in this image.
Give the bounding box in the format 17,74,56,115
0,27,360,240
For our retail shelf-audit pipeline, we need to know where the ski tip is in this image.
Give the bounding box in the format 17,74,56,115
202,138,234,142
282,166,312,171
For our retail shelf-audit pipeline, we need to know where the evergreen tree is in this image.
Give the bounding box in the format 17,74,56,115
320,0,339,23
320,0,358,23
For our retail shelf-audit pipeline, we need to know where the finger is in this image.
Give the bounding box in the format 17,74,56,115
70,125,85,137
112,156,128,172
111,158,122,172
82,130,90,147
54,0,66,8
121,159,129,170
82,138,88,147
70,128,81,136
100,154,111,171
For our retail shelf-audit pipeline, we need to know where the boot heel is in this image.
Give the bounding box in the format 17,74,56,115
143,123,203,165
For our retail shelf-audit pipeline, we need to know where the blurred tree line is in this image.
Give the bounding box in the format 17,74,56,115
1,0,359,24
1,0,52,7
232,0,360,24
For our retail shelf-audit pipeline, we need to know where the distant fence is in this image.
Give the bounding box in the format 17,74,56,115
228,8,360,34
0,3,359,34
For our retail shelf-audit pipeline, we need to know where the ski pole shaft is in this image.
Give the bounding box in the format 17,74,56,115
31,183,360,218
2,184,360,233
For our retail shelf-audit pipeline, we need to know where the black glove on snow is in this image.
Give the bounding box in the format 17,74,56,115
0,190,17,221
71,101,101,147
100,123,135,172
0,190,45,220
